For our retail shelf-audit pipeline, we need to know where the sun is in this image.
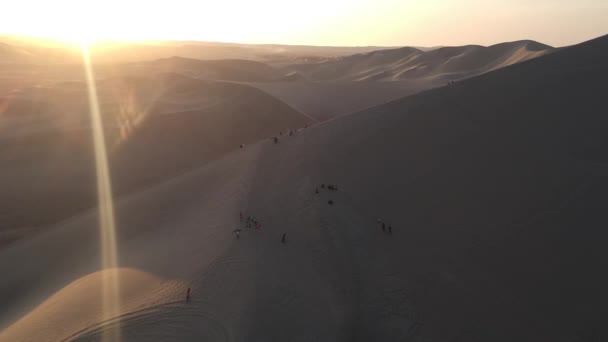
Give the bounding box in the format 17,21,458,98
2,0,382,46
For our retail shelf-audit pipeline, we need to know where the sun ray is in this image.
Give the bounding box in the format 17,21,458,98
80,43,122,342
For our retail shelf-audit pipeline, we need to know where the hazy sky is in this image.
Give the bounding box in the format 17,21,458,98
2,0,607,46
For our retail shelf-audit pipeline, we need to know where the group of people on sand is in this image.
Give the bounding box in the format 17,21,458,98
377,218,393,234
271,125,309,144
242,123,312,150
315,183,339,194
245,214,262,230
235,212,287,244
234,212,263,239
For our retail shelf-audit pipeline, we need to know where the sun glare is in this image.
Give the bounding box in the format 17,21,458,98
1,0,608,46
81,43,122,341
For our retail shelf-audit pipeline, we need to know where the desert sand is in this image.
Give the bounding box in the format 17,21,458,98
1,33,607,341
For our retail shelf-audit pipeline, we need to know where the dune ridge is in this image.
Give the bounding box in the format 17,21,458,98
284,40,554,81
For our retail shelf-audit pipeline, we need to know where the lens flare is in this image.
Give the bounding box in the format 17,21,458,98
80,43,121,342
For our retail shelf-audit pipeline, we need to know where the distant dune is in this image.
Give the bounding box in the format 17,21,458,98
283,40,554,81
0,36,397,64
0,42,35,63
144,57,281,82
0,38,556,124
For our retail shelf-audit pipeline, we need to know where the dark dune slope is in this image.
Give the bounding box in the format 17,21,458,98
266,33,608,341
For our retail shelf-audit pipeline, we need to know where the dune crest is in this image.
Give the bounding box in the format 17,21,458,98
283,40,554,82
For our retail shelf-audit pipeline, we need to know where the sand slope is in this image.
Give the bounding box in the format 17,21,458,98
0,72,310,245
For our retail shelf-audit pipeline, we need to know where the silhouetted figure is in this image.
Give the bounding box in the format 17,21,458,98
273,137,279,144
240,211,243,222
382,223,386,232
321,184,325,189
240,144,244,148
388,226,392,234
328,200,334,205
186,287,191,302
315,188,319,194
234,228,241,239
281,233,286,243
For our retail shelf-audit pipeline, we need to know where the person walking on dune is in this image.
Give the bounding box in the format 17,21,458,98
186,287,191,302
382,222,386,232
281,233,286,244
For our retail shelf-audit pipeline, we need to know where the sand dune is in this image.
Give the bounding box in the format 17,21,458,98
0,33,606,341
284,40,554,81
0,72,310,246
0,37,555,126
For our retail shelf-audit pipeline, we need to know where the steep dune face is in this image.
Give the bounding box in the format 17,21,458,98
0,73,310,245
257,34,608,340
111,75,311,195
1,34,606,342
285,40,554,81
250,80,435,122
